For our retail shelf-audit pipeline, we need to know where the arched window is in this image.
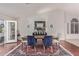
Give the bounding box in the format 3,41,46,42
71,18,79,34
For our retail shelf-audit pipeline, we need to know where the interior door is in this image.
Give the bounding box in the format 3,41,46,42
6,21,17,43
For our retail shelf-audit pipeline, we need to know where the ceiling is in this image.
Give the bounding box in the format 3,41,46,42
0,3,79,18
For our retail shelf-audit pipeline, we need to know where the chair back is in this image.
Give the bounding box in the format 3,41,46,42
43,36,52,47
27,36,36,46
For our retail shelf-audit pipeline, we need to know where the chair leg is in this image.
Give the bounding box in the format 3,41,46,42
43,45,45,53
34,46,36,53
26,46,31,53
26,46,28,53
21,42,24,51
50,46,53,53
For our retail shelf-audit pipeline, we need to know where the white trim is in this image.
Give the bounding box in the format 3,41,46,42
60,45,74,56
4,43,22,56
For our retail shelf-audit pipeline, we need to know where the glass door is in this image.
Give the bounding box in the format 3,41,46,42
6,21,17,43
0,20,4,45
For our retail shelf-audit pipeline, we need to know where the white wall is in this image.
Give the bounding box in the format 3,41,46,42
18,10,65,40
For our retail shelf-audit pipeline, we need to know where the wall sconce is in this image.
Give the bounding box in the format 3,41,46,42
27,25,30,28
50,24,53,28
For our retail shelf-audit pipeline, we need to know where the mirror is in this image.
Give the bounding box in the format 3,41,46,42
34,21,46,31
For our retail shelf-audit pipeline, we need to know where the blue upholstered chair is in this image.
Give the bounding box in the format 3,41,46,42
27,36,37,52
27,36,37,46
43,36,53,53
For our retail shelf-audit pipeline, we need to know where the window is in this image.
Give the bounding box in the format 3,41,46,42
71,18,79,34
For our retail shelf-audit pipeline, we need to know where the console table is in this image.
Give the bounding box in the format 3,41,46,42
34,35,45,39
34,35,45,45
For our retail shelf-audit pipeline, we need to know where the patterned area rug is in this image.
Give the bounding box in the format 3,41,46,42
7,44,72,56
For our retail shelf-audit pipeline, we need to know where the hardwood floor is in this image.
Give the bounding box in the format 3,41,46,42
0,40,79,56
60,40,79,56
0,43,17,56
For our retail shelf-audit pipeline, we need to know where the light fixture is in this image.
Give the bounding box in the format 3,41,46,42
27,25,30,28
50,24,53,28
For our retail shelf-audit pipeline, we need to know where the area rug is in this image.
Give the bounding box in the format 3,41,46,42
7,44,72,56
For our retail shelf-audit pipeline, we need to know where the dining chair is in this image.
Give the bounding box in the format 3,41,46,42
43,36,53,53
27,36,37,53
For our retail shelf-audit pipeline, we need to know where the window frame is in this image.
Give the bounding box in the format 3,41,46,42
70,18,79,34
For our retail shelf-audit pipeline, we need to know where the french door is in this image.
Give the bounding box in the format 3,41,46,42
65,22,79,39
0,20,4,45
5,21,17,43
